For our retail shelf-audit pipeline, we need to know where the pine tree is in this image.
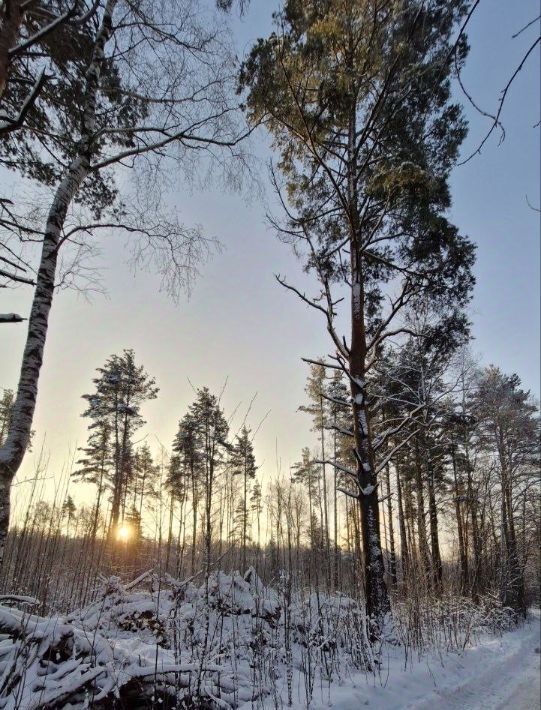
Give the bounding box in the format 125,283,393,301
473,366,540,615
73,418,112,536
78,349,158,533
61,495,77,536
190,388,230,573
250,479,263,553
173,388,229,575
171,412,204,574
240,0,475,630
132,444,159,518
299,365,331,586
230,426,257,571
291,447,322,583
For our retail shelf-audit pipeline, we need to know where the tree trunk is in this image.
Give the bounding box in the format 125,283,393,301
385,464,397,590
333,427,339,590
0,0,23,99
396,466,409,586
426,460,443,594
497,430,525,615
413,438,431,584
242,468,247,571
319,394,331,590
451,446,469,594
345,86,390,630
466,459,482,599
0,154,89,566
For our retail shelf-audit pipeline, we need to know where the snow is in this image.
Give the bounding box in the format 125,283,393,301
0,314,24,323
0,572,537,709
360,484,375,496
295,609,540,710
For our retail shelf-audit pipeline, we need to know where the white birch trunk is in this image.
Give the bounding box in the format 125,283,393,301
0,0,117,568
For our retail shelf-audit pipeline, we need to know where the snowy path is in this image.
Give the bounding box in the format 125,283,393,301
408,611,541,710
301,611,540,710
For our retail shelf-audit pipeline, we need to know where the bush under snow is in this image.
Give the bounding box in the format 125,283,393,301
0,569,519,709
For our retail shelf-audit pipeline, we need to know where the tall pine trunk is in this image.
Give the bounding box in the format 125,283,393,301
345,90,390,631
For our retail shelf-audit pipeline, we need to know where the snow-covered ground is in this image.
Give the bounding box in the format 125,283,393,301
300,609,541,710
0,571,538,709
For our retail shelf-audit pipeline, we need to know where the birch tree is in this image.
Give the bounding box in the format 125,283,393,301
0,0,98,134
0,0,248,564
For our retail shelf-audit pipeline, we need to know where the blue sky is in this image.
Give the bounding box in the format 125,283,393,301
1,0,539,501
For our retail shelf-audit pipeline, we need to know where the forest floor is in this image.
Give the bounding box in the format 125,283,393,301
301,609,540,710
1,571,538,709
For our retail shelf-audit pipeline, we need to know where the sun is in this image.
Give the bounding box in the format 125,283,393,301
116,525,131,542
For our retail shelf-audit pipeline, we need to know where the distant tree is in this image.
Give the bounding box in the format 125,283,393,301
73,418,112,536
230,426,257,570
77,349,158,534
61,495,77,535
299,364,331,583
473,366,540,615
132,444,159,518
172,387,229,576
31,500,52,531
250,479,263,551
171,412,204,574
124,506,143,547
291,446,321,580
189,388,230,573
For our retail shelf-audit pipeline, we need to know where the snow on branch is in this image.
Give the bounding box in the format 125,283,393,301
0,313,26,323
316,458,357,480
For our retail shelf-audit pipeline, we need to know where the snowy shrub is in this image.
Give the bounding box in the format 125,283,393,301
0,569,524,709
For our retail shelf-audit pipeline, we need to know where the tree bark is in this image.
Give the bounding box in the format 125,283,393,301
451,446,469,594
0,0,23,99
396,465,409,586
349,255,390,629
385,463,398,590
413,437,431,584
426,459,443,594
0,0,116,568
0,154,89,565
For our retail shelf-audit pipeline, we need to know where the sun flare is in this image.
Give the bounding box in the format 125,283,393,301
116,525,131,542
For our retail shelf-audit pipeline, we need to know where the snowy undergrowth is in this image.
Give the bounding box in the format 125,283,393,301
0,569,522,709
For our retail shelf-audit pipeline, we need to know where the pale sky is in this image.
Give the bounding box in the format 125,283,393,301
1,0,539,509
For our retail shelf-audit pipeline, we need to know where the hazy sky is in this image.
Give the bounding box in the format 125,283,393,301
1,0,539,508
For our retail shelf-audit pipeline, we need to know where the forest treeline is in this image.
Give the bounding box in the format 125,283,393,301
1,341,538,620
0,0,539,652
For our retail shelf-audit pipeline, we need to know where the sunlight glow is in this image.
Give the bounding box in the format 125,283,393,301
116,525,131,542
